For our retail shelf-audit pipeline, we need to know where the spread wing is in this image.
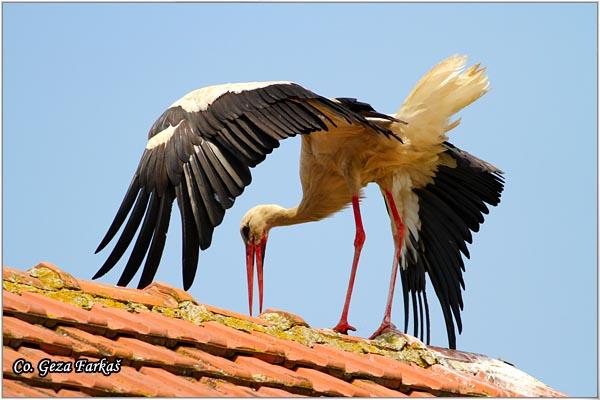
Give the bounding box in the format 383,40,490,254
399,142,504,349
94,82,396,290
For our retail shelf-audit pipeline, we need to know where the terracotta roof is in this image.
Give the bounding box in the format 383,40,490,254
3,262,565,397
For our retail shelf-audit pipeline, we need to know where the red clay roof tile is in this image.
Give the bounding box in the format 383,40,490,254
207,303,273,326
115,336,201,370
143,281,197,303
408,389,437,397
395,360,452,393
96,364,173,397
313,343,391,378
3,289,54,317
294,366,372,397
361,352,407,385
29,262,81,290
3,263,567,398
260,308,309,327
234,354,314,390
249,330,332,369
429,363,518,397
137,366,223,397
256,384,306,397
307,343,348,371
4,290,107,327
78,280,178,308
56,326,135,359
3,346,28,372
3,379,72,397
86,303,169,336
200,320,284,359
352,378,410,397
3,315,82,356
52,387,92,397
177,345,256,381
199,376,259,396
8,347,104,390
3,266,48,291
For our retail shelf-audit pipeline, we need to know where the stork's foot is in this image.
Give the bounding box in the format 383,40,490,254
369,321,399,340
332,320,357,334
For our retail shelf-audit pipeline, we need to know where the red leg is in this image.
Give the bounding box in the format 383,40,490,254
370,190,405,339
333,195,364,334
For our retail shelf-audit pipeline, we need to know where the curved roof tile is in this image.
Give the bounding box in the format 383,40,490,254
2,262,566,397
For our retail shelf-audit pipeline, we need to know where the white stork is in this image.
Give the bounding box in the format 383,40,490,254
95,55,504,349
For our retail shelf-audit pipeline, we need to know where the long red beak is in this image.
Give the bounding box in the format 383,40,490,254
245,233,268,316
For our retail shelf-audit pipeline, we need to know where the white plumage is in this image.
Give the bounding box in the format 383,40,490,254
172,81,294,112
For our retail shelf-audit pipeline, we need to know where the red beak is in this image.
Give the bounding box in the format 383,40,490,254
245,233,268,316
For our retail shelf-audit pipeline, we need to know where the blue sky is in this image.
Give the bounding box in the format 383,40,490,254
2,3,597,396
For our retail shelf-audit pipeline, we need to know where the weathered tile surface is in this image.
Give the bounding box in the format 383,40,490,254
2,263,566,397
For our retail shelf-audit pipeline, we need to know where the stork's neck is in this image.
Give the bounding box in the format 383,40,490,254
241,203,325,246
242,204,316,236
259,205,311,228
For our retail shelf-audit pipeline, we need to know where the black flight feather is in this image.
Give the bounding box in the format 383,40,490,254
116,191,160,287
399,143,503,349
95,82,403,292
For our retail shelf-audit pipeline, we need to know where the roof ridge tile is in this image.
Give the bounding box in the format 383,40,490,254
28,262,81,290
78,280,179,308
3,290,108,327
207,303,272,326
259,308,310,328
3,267,48,291
142,281,197,303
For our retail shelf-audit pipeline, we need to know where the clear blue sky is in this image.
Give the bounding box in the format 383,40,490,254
3,3,597,396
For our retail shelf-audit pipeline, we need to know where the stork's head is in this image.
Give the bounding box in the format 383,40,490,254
240,204,287,316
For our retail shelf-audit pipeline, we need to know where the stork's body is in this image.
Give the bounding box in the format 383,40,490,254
242,121,406,331
95,55,504,349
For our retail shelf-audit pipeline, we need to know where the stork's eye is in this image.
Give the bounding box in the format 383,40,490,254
241,224,250,241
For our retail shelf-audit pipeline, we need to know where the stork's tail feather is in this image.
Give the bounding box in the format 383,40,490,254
399,145,504,349
396,55,489,146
